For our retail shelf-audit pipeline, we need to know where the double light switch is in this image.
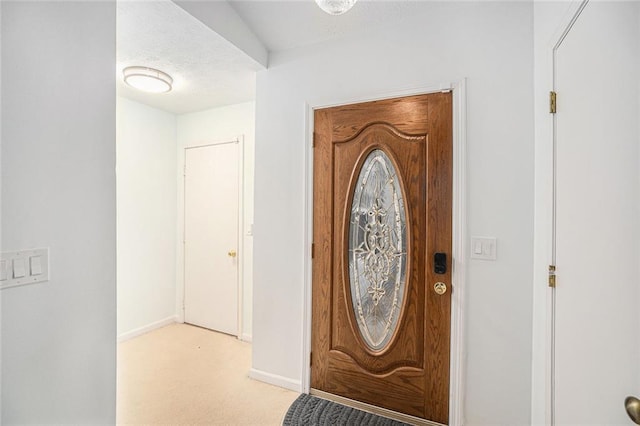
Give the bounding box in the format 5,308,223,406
470,237,497,260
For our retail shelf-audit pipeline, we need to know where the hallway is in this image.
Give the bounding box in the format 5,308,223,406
117,324,299,425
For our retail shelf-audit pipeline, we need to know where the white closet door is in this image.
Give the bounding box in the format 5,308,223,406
555,2,640,424
184,142,239,335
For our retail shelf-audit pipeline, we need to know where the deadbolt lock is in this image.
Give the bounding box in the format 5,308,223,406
434,282,447,295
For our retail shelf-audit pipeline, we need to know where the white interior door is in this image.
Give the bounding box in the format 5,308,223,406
554,2,640,424
184,142,239,336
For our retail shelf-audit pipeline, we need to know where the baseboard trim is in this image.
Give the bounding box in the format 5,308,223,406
118,315,178,342
240,333,252,342
248,368,302,392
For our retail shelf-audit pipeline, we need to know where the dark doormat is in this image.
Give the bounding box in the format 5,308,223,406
283,394,411,425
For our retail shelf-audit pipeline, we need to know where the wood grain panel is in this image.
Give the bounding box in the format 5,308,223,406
424,93,452,424
312,93,452,424
333,125,425,369
311,109,333,390
326,353,426,418
330,95,431,140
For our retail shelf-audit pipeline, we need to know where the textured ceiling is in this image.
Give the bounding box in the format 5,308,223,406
116,0,431,115
116,0,261,115
228,0,422,52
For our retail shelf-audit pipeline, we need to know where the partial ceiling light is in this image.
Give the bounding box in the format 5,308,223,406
123,66,173,93
315,0,357,15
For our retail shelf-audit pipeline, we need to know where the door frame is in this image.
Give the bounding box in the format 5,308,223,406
529,1,588,424
177,136,245,339
547,3,590,424
301,80,467,426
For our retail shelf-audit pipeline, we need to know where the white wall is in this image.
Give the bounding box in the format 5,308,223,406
638,12,640,391
116,99,255,340
1,1,116,423
252,3,534,424
177,101,255,340
0,2,3,420
117,97,177,339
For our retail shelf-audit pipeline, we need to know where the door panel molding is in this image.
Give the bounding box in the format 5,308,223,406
301,80,467,426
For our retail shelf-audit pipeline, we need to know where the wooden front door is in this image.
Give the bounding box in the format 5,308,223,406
311,93,453,424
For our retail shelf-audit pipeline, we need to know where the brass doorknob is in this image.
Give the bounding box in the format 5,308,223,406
626,396,640,425
434,282,447,295
228,250,237,258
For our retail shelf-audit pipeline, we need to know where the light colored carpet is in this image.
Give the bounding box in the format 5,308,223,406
117,323,299,425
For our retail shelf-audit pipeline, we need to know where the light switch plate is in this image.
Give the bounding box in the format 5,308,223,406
470,237,497,260
0,248,50,290
0,260,8,281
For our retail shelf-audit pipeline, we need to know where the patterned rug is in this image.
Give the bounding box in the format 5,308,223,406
283,394,411,425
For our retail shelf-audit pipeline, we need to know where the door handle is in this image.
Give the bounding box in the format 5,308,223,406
434,253,447,274
626,396,640,425
228,250,237,258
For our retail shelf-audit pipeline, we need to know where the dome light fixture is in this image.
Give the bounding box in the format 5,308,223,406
123,66,173,93
315,0,357,15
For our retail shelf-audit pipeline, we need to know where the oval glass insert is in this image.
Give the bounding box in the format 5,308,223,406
348,149,407,351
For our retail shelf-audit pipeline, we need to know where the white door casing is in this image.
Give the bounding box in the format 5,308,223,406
184,141,240,336
301,81,467,425
552,2,640,424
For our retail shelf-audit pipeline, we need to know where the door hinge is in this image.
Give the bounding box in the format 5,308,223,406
550,91,557,114
312,132,317,148
548,265,556,288
183,165,186,177
311,243,315,259
310,352,313,367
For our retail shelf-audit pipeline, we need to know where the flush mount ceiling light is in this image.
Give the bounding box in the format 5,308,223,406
123,66,173,93
315,0,357,15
